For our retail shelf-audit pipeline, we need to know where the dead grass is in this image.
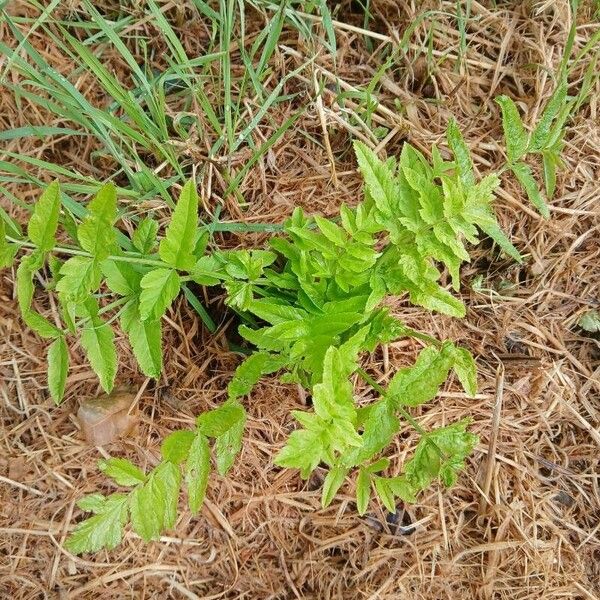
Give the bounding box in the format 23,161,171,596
1,1,599,598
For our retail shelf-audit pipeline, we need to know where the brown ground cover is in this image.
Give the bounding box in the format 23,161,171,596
0,1,599,598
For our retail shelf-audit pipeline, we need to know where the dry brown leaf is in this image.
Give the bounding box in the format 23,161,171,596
77,388,139,445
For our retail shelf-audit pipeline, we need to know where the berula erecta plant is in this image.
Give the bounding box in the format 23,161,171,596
1,93,565,552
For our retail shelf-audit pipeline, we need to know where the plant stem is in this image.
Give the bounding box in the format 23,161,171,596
6,236,167,268
356,367,426,435
403,327,442,348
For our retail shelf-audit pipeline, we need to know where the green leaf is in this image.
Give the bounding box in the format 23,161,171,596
120,300,162,378
321,466,347,508
77,493,108,513
530,82,567,152
186,433,211,513
314,216,347,247
22,310,62,338
190,254,224,286
65,493,128,554
446,119,475,188
214,406,246,476
224,280,254,310
47,336,68,404
197,401,246,438
542,150,558,199
578,309,600,333
313,346,358,425
227,351,288,400
79,301,117,393
161,430,195,464
510,162,549,218
373,476,396,512
56,256,102,302
0,219,18,268
101,259,140,297
99,458,146,486
130,462,181,541
344,399,399,467
403,418,478,491
496,96,528,162
152,461,180,529
159,180,198,270
451,347,477,396
15,253,41,313
27,180,61,253
77,182,117,261
132,217,159,254
356,469,371,515
367,458,391,473
246,299,307,324
477,220,522,263
274,428,326,479
139,268,180,321
354,140,400,222
129,483,160,542
387,476,417,503
16,254,62,339
195,401,246,476
387,343,455,407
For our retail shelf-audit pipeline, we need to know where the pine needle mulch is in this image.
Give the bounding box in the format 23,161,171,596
1,1,599,598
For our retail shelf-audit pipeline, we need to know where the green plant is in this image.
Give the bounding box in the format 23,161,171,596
0,0,309,202
496,82,573,212
2,118,546,554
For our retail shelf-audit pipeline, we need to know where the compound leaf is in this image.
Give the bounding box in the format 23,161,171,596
0,219,18,268
373,476,396,512
403,418,478,490
101,259,140,297
451,346,477,396
16,254,62,339
530,81,567,152
77,493,108,514
214,404,246,475
542,150,559,199
197,401,245,438
56,256,102,302
344,399,399,467
274,428,325,479
130,462,180,541
152,461,180,530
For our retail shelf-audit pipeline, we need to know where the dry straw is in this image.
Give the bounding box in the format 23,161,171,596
1,0,598,598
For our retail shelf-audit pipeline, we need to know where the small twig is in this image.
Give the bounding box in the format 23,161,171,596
313,72,338,187
478,362,504,514
0,474,44,497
